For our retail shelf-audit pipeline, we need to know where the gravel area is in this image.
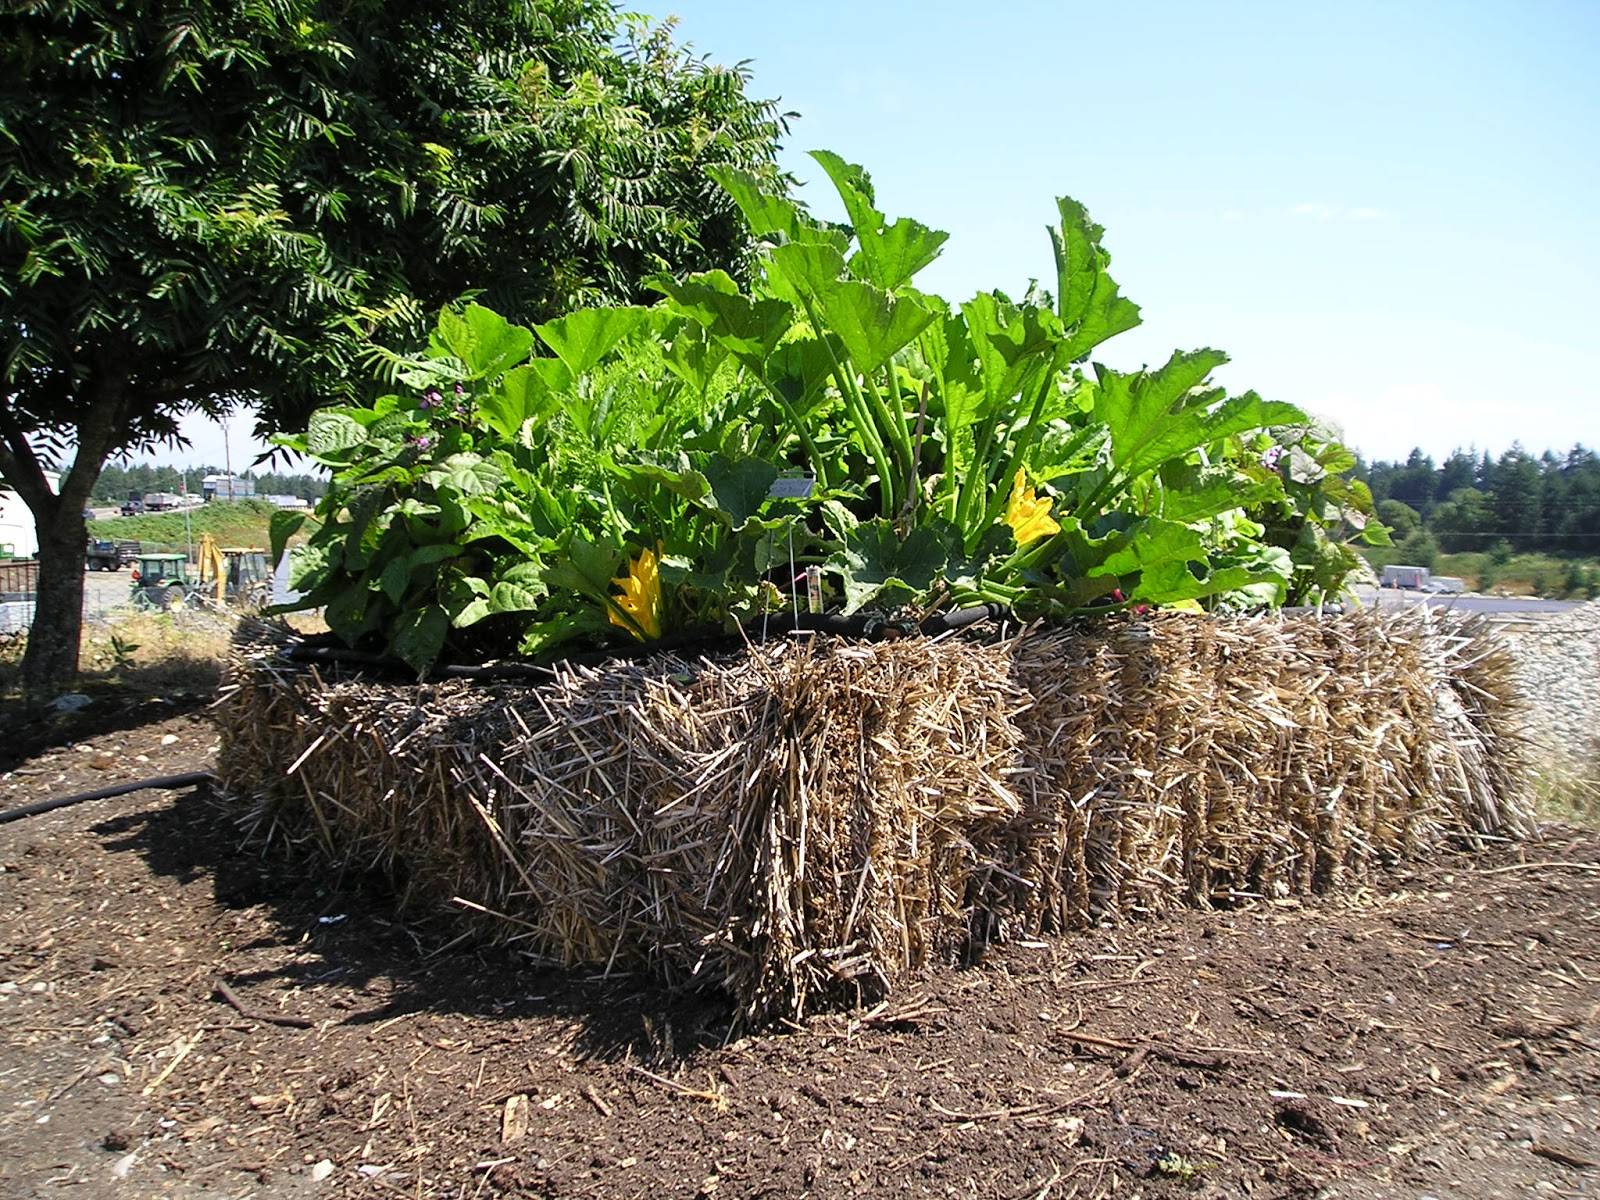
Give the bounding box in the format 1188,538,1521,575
1504,599,1600,782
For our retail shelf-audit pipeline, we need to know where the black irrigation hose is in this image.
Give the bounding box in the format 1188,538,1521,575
282,604,1016,680
0,771,213,827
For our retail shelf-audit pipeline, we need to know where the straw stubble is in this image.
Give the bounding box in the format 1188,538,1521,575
217,610,1531,1023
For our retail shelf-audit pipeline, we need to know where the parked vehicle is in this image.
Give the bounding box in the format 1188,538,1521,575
129,552,193,609
120,491,145,517
1423,576,1466,594
86,538,141,571
1379,564,1430,590
197,534,272,608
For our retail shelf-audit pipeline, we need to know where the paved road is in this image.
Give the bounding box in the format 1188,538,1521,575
1353,587,1580,615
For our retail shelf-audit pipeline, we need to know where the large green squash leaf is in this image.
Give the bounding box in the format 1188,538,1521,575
1050,197,1142,361
534,306,653,377
817,281,937,373
1093,352,1307,482
430,304,535,380
810,151,947,290
653,271,793,365
830,518,956,613
696,453,780,530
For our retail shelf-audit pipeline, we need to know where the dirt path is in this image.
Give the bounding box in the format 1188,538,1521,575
1,714,1597,1199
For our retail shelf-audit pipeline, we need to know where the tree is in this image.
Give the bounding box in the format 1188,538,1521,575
1,0,786,691
1385,448,1438,514
1492,446,1543,547
1437,448,1476,499
1430,487,1496,553
1375,498,1421,540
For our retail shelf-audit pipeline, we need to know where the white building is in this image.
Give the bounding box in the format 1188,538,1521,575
0,470,59,560
202,473,256,500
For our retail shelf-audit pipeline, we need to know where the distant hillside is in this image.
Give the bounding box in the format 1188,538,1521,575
87,500,309,550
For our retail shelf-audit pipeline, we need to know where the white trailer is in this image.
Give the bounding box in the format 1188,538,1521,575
0,470,59,559
1379,564,1431,590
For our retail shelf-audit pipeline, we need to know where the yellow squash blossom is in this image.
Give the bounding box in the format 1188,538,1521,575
1005,469,1060,544
608,544,663,641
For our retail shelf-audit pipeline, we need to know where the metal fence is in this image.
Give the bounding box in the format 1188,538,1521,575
0,554,304,639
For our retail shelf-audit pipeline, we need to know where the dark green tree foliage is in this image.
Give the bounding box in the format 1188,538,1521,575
0,0,785,690
89,462,327,501
1362,444,1600,554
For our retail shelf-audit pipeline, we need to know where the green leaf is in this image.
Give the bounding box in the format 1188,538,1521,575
1154,472,1281,524
763,241,848,308
764,335,843,410
518,609,613,656
809,150,882,242
430,304,535,379
607,451,712,503
850,216,949,291
1050,197,1143,360
306,409,367,458
962,293,1062,409
488,561,547,615
379,556,411,605
811,150,948,290
478,360,569,440
707,165,808,241
534,306,652,377
1034,421,1109,482
697,453,779,530
392,605,449,674
268,510,307,568
1093,352,1308,482
653,272,792,365
1086,518,1208,579
424,453,505,497
1134,561,1285,606
660,321,730,394
831,518,955,613
816,281,937,373
543,537,622,604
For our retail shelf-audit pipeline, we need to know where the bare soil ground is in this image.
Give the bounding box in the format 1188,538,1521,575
2,708,1597,1200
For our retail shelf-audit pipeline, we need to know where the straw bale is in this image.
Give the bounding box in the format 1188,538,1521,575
216,608,1531,1023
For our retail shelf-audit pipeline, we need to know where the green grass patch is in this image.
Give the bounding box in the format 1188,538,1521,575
87,499,309,552
1534,763,1600,829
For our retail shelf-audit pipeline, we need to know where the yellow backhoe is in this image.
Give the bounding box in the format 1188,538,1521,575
196,533,273,608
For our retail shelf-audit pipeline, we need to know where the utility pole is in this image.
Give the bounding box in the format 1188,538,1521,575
181,470,193,565
222,415,235,501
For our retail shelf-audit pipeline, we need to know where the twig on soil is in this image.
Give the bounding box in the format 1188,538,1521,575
1058,1028,1240,1069
1532,1140,1599,1169
213,979,313,1029
581,1084,613,1117
46,1063,97,1104
141,1032,199,1095
624,1064,727,1109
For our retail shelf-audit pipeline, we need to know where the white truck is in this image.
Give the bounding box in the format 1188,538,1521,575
1380,564,1430,590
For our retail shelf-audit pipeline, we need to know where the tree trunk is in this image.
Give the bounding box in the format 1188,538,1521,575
20,507,91,695
2,359,126,698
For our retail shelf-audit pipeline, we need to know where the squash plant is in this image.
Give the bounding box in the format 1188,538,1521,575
273,152,1386,671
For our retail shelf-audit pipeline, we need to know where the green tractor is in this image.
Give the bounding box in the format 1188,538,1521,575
129,552,193,610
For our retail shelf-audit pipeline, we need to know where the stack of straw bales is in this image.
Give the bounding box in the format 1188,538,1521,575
217,610,1531,1023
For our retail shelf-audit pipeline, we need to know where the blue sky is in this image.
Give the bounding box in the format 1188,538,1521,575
184,0,1598,466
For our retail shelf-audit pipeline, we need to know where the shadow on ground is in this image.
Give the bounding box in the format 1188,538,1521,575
89,781,735,1065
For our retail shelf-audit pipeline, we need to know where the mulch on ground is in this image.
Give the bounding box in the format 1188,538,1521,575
1,710,1596,1199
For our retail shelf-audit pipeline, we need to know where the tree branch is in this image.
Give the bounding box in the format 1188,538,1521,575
0,404,57,516
55,358,129,514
